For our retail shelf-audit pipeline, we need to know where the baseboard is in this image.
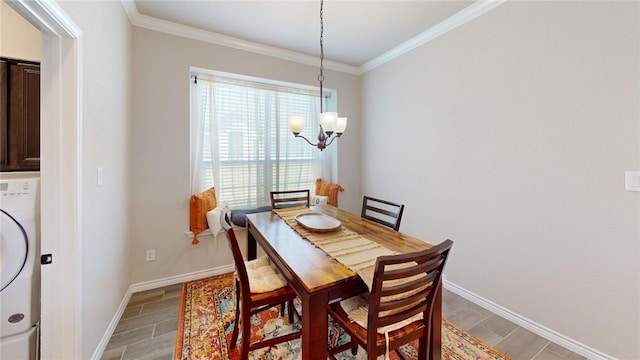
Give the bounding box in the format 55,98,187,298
443,278,614,360
91,265,235,360
90,285,133,360
130,264,235,292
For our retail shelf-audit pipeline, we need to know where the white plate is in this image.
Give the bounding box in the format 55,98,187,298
295,213,342,232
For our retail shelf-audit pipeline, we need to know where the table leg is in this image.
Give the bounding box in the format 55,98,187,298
430,283,442,360
247,224,257,260
301,290,329,360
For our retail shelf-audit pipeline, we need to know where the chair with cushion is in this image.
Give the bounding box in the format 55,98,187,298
270,189,310,209
315,178,344,207
221,213,301,359
361,196,405,231
327,239,454,360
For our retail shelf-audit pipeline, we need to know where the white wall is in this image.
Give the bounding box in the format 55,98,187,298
0,1,40,61
129,27,360,283
55,1,133,358
361,2,639,359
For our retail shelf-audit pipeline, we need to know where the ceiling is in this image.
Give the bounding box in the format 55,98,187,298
130,1,478,69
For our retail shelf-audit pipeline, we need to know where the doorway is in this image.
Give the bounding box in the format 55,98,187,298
4,1,81,358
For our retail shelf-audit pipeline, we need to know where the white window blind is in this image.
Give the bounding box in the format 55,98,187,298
191,73,325,210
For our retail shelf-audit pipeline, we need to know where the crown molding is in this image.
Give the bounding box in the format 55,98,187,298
121,0,505,76
10,0,82,37
361,0,506,73
120,0,358,75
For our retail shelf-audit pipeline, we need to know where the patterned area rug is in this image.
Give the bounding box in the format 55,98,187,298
175,273,510,360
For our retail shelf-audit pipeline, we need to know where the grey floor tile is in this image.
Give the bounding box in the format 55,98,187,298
106,324,154,351
495,327,550,360
114,308,179,334
161,284,183,299
121,331,177,360
444,300,493,331
100,346,124,360
140,296,181,315
478,314,518,338
129,289,165,306
154,318,179,337
442,289,472,314
146,351,175,360
467,324,504,347
532,349,565,360
121,305,143,320
545,342,587,360
446,309,488,331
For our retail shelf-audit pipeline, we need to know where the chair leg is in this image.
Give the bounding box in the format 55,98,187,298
417,331,428,360
239,301,251,360
230,282,241,349
287,299,294,323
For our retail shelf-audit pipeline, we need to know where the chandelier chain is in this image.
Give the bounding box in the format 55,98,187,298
288,0,345,151
318,0,324,113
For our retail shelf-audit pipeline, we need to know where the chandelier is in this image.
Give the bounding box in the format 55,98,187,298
288,0,347,151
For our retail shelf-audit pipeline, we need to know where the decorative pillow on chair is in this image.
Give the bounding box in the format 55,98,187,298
189,187,217,245
315,178,344,207
311,195,328,206
206,204,231,242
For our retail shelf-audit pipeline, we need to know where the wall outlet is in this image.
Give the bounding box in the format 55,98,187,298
146,249,156,261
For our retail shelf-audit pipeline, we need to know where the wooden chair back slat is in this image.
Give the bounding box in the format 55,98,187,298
270,189,310,209
361,196,405,231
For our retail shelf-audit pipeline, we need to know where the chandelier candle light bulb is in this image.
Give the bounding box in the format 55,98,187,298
288,116,305,134
320,112,338,134
336,117,347,134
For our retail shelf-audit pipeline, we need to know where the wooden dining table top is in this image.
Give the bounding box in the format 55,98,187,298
246,204,434,295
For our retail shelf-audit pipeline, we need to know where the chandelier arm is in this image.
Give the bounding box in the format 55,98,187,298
293,134,320,147
324,134,339,148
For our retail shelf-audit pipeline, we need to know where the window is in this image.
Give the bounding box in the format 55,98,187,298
191,70,332,210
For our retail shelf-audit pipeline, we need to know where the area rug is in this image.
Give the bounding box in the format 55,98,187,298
175,273,510,360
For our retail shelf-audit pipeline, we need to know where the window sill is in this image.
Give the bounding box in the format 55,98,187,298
185,225,246,240
185,229,212,239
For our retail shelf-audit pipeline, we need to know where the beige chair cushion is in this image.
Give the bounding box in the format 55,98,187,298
245,256,288,293
340,295,422,334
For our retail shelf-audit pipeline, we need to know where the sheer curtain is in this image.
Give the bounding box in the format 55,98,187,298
191,73,327,209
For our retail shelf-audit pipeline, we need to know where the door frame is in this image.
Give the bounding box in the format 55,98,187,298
7,1,82,358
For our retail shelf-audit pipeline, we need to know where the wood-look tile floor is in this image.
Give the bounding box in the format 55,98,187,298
100,283,587,360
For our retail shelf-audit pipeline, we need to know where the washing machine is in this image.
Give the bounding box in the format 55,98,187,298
0,176,40,360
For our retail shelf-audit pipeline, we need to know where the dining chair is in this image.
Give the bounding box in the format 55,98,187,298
361,196,405,231
327,239,453,360
220,213,301,359
270,189,310,209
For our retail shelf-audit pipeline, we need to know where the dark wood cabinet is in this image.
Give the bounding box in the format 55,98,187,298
1,57,40,172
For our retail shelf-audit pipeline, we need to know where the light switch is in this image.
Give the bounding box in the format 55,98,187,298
624,171,640,192
97,167,103,186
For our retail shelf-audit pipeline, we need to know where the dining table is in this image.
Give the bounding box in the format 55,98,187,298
245,204,441,360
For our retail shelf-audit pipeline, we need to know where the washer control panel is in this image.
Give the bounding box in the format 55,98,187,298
0,179,39,211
